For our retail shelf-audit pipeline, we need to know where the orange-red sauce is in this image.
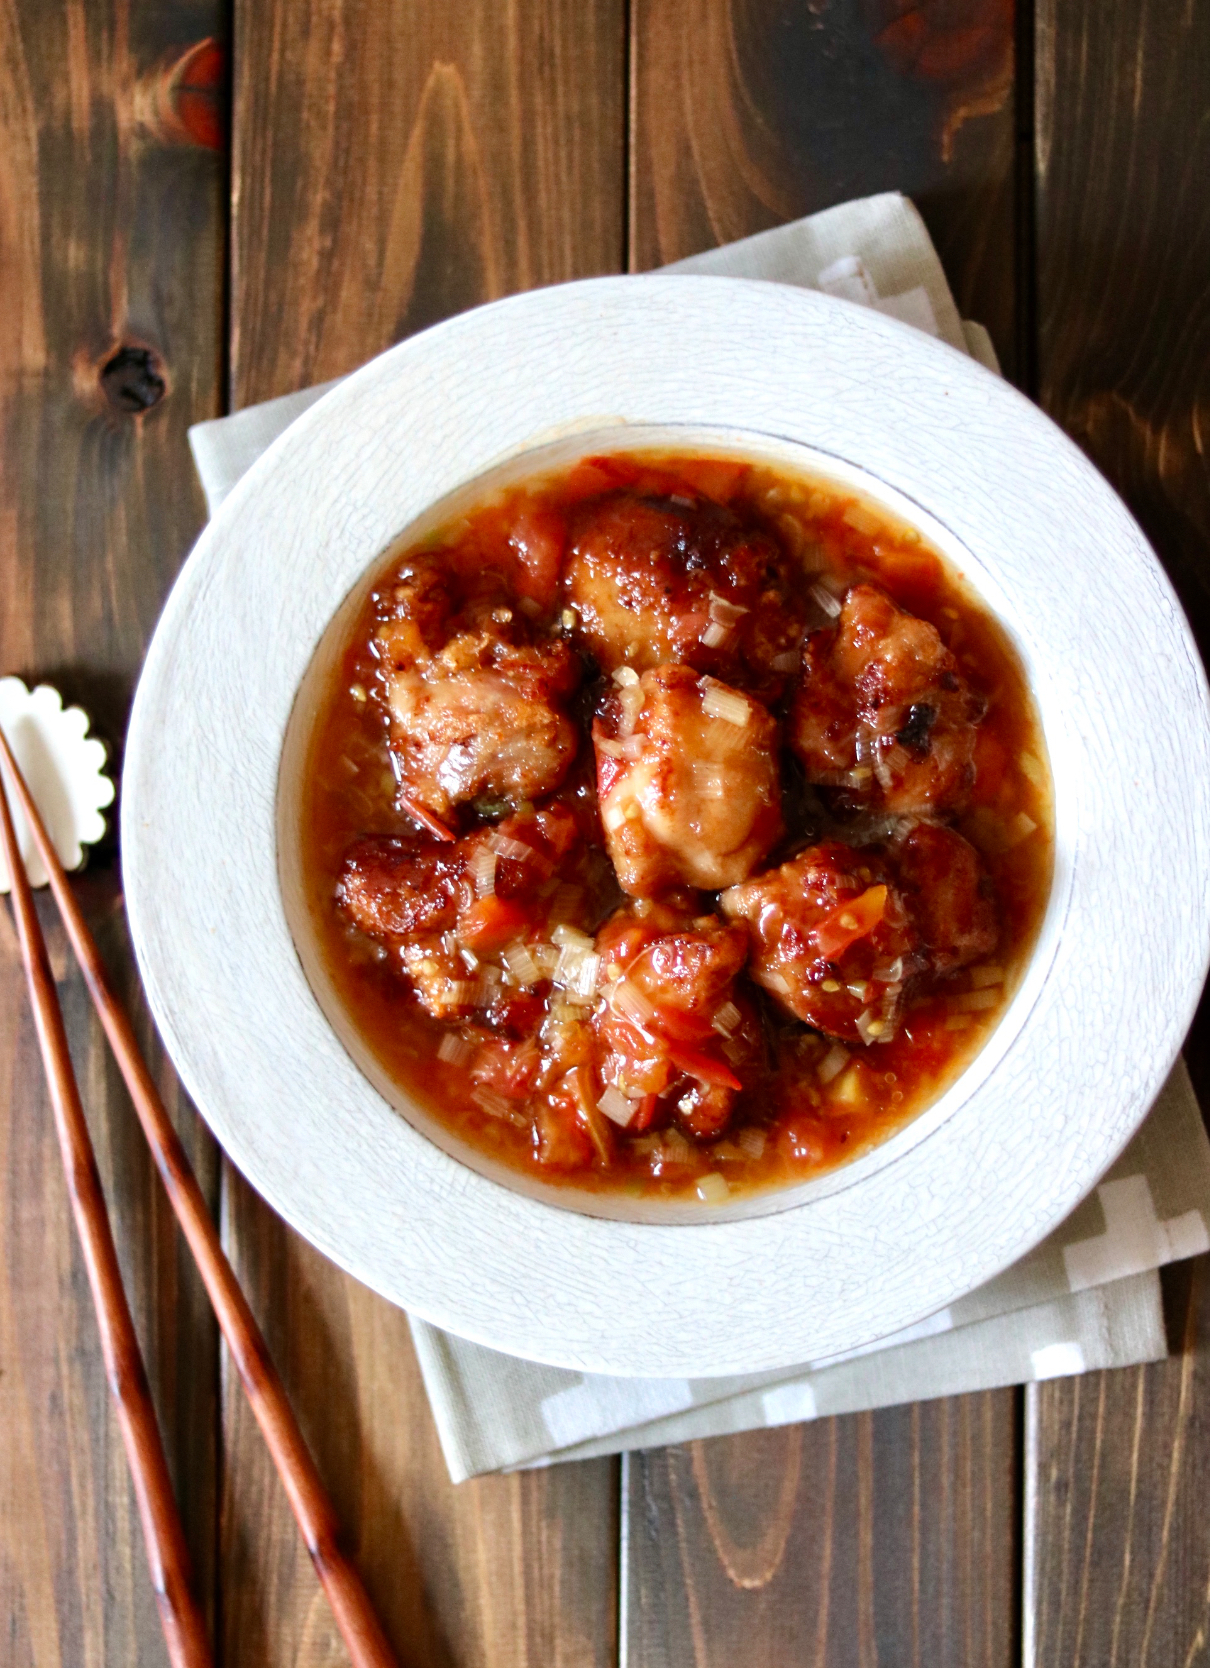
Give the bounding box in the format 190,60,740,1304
300,451,1054,1200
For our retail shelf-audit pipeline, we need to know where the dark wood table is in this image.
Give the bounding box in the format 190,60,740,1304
2,3,1206,1662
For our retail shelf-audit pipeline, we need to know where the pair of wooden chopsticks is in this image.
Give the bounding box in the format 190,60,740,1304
0,729,398,1668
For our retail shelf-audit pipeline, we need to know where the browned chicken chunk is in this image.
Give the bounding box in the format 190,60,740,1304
594,665,783,896
337,805,589,1022
895,821,998,974
791,583,985,815
589,897,762,1139
371,555,582,823
721,840,920,1043
564,493,804,699
337,838,465,941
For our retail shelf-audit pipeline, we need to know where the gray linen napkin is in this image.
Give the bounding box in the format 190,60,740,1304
188,192,1208,1483
414,1071,1205,1477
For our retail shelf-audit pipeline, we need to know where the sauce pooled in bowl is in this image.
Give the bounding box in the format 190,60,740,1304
299,450,1053,1203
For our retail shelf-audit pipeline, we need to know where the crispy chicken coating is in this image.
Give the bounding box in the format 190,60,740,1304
594,665,783,896
590,897,761,1139
337,805,587,1022
720,840,920,1042
372,556,582,821
895,821,998,974
337,838,464,941
564,493,803,699
791,583,984,814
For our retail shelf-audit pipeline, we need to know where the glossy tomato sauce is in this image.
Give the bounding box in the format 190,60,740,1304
299,451,1054,1202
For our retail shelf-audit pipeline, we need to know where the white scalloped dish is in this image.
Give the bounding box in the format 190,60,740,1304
0,678,114,891
122,278,1208,1377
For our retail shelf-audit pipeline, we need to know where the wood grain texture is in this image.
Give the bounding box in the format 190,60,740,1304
219,1171,618,1668
230,0,626,405
1025,1258,1209,1668
1,729,397,1668
1035,0,1208,660
629,0,1021,371
224,3,624,1662
0,879,221,1666
624,5,1024,1659
626,1395,1017,1667
0,1,226,743
0,770,212,1667
0,2,225,1662
1028,0,1209,1658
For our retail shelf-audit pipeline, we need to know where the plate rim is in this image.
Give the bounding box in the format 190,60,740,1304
122,275,1209,1376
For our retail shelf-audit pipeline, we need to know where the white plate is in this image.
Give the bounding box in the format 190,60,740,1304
123,277,1208,1377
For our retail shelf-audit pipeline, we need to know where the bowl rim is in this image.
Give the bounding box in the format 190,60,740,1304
122,275,1209,1377
275,418,1070,1226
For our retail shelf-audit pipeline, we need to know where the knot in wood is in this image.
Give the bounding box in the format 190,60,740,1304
100,346,167,414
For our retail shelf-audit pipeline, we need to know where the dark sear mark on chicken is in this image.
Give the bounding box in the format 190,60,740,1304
302,452,1053,1200
897,701,938,754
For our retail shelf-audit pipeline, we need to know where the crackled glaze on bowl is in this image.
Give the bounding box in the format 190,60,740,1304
122,278,1208,1377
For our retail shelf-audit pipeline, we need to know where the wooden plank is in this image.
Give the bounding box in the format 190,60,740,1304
0,3,226,1661
625,3,1023,1660
230,0,626,405
1034,0,1208,663
630,0,1022,373
219,1174,619,1667
1027,0,1209,1658
223,3,624,1662
1033,0,1207,1123
626,1395,1017,1667
1025,1259,1209,1667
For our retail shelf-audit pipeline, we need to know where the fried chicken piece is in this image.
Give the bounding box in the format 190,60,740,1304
337,838,464,940
590,897,761,1139
791,583,984,814
720,840,919,1042
384,631,581,819
337,805,585,1021
371,555,582,821
339,833,476,1021
564,493,803,699
594,665,782,896
895,821,998,975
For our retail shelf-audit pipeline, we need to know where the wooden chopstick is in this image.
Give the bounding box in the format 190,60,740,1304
0,730,400,1668
0,760,213,1665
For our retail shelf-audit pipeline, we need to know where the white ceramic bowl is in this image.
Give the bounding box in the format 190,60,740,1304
123,277,1208,1377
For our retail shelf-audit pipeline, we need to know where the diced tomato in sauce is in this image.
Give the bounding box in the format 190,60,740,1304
303,450,1053,1200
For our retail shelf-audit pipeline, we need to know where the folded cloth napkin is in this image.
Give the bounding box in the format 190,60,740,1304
415,1071,1205,1475
188,191,1209,1483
